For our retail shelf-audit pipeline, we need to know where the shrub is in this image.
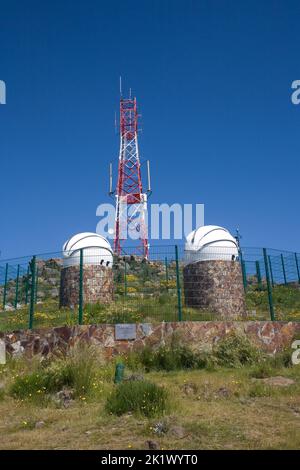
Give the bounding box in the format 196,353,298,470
54,343,98,396
10,371,54,400
158,294,171,305
214,334,261,368
10,343,98,400
249,362,274,379
270,348,294,369
127,287,137,294
106,380,169,417
154,345,201,370
126,274,138,282
131,344,212,372
151,346,180,371
124,351,143,372
124,331,215,372
196,351,218,371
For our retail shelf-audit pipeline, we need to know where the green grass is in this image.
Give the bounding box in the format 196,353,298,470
0,295,205,332
1,278,300,333
127,342,214,372
245,284,300,321
125,332,264,372
106,380,169,418
9,344,101,401
213,333,261,367
248,362,276,379
1,346,300,449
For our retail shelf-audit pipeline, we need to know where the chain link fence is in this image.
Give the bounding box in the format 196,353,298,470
0,246,299,331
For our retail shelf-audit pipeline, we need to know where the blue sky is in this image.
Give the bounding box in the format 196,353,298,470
0,0,299,259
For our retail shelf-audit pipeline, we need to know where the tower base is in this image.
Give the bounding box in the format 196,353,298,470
60,265,113,308
183,260,246,319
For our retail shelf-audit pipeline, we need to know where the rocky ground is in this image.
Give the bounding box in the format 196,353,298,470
1,366,300,450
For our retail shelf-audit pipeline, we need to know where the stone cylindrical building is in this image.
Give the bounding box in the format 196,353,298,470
183,259,246,318
183,225,246,319
59,232,114,308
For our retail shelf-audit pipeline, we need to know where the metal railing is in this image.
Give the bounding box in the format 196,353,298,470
0,246,299,331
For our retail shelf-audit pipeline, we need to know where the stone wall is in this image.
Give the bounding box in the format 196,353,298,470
1,321,300,359
60,265,113,307
183,260,246,319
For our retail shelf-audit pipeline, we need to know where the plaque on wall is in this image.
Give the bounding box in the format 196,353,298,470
115,324,137,340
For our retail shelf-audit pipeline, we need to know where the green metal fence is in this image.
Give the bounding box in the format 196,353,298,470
0,246,299,331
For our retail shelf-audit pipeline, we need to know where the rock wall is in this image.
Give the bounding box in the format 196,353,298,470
60,265,113,307
183,260,246,319
1,321,300,359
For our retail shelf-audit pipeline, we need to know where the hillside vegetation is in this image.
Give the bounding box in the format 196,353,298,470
0,336,300,450
1,257,300,332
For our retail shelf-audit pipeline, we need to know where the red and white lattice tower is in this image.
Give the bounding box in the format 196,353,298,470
110,93,151,258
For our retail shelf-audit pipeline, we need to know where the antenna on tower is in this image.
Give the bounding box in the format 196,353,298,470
114,111,117,134
119,76,122,96
146,160,152,196
109,162,114,197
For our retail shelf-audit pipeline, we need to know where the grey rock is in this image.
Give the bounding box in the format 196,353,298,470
168,425,187,439
35,421,45,429
153,421,168,436
260,376,295,387
217,387,231,398
141,323,152,337
4,305,14,312
182,382,197,395
146,440,159,450
11,341,24,356
125,374,144,382
55,388,74,408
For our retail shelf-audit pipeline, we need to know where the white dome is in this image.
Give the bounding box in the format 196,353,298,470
185,225,239,263
62,232,113,268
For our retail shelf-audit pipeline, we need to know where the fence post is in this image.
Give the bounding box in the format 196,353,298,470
114,363,125,384
263,248,275,321
281,254,287,285
295,253,300,284
14,264,20,310
255,261,262,290
2,263,8,310
175,245,182,321
25,265,30,305
268,255,274,287
239,251,247,290
78,248,84,325
29,256,36,329
165,256,169,290
35,268,39,303
124,258,127,297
